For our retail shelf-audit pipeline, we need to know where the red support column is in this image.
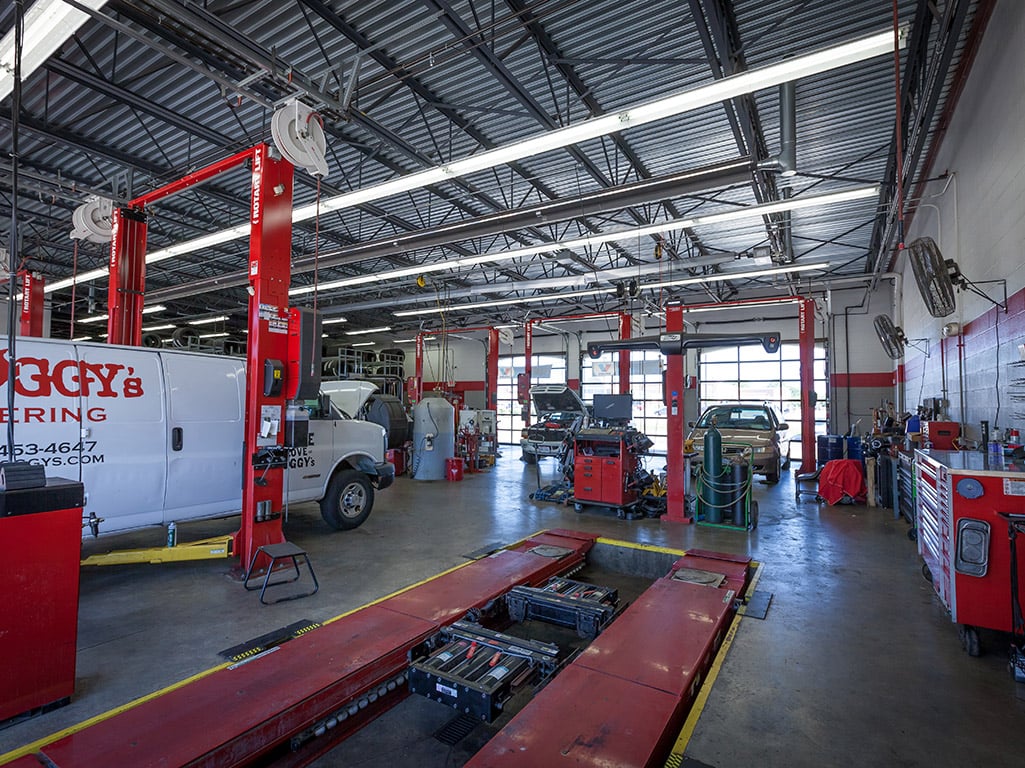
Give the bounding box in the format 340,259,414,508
618,312,631,395
18,271,44,337
799,298,817,473
487,328,499,411
234,145,294,572
663,304,691,522
107,207,148,346
524,320,534,424
412,333,424,404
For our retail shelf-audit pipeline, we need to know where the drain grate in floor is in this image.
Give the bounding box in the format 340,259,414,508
434,713,480,745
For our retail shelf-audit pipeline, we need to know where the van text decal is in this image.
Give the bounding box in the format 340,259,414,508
0,350,145,398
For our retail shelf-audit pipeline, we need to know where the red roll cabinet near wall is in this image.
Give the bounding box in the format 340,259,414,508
915,449,1025,644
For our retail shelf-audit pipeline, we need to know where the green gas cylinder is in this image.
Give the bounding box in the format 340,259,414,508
703,423,725,523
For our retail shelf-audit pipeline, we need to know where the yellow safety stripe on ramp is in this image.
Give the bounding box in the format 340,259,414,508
663,561,764,767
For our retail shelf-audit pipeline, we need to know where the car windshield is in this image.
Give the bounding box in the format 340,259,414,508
696,406,774,431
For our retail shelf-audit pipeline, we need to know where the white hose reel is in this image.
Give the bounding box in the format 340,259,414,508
70,197,113,243
271,98,329,178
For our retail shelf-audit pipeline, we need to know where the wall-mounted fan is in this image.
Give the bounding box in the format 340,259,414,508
70,197,113,243
873,314,930,360
271,98,329,178
907,237,1006,318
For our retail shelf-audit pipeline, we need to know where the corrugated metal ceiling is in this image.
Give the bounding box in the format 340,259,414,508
0,0,984,343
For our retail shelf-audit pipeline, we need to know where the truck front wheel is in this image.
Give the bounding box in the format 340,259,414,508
321,470,374,530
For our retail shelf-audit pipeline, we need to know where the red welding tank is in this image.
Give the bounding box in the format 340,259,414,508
923,421,960,450
386,448,406,476
446,457,464,482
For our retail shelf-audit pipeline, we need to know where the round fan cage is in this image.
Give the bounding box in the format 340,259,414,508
873,314,906,360
907,237,957,318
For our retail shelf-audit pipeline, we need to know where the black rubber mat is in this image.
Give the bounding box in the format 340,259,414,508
744,590,773,620
463,541,506,560
218,619,320,661
433,713,480,745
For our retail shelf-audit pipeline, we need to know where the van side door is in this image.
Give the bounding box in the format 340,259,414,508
162,352,245,520
78,345,166,532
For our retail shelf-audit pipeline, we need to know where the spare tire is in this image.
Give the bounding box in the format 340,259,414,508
366,394,411,449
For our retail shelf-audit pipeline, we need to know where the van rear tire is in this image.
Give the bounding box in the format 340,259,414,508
321,469,374,530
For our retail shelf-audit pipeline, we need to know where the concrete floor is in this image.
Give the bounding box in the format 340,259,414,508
2,456,1025,766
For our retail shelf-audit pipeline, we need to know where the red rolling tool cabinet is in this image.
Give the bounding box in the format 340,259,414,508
573,428,640,513
915,449,1025,654
0,477,85,721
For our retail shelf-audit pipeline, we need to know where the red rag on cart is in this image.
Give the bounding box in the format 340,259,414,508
818,459,866,505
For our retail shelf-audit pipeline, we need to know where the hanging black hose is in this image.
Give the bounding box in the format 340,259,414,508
6,0,25,462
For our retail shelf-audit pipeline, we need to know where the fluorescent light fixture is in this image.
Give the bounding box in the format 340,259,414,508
345,326,391,336
188,315,229,326
321,317,348,325
44,29,898,296
141,323,176,331
652,262,830,289
291,27,899,228
198,331,229,339
0,0,109,102
351,341,376,347
77,303,166,324
392,338,418,344
394,288,616,317
71,336,91,341
493,324,519,329
295,185,877,296
684,298,798,313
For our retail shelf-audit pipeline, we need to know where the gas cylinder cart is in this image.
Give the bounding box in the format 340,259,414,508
695,438,758,530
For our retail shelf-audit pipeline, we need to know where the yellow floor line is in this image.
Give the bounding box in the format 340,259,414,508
663,562,764,766
595,536,687,556
0,663,230,766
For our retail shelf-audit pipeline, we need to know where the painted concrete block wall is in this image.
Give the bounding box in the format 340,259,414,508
901,1,1025,443
828,286,899,432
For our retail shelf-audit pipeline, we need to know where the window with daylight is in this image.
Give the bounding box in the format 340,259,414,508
496,353,568,446
697,342,829,456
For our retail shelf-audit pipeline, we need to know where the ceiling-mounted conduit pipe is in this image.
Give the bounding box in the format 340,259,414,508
145,158,753,304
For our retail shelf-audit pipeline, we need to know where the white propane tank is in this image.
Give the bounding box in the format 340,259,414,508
411,398,455,480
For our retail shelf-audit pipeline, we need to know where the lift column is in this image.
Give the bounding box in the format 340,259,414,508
664,304,690,522
107,207,148,346
18,270,44,337
234,145,295,571
618,312,631,395
487,327,500,412
798,297,817,473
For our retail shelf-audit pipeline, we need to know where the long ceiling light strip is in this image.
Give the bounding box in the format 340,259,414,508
683,298,798,313
294,185,876,297
0,0,108,101
43,28,899,296
394,264,831,317
295,28,899,223
651,262,829,289
394,288,618,317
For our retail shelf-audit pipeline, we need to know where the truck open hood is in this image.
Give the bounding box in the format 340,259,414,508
320,381,379,417
530,384,586,416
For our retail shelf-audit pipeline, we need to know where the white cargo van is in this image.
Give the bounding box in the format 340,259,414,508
0,338,394,536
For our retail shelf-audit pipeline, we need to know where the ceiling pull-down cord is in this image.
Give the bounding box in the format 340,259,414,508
69,238,79,339
892,0,906,250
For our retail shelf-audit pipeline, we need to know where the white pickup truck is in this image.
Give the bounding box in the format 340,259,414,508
0,338,394,536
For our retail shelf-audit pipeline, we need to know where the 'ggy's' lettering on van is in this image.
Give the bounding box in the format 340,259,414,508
0,350,144,399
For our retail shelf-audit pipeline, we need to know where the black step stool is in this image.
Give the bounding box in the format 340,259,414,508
243,541,319,605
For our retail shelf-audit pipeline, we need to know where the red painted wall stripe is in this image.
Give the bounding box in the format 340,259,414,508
830,372,896,388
